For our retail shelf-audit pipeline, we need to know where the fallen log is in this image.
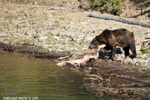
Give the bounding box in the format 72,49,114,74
89,13,150,28
66,63,89,73
28,5,79,12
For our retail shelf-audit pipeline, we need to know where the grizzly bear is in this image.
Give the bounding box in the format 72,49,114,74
89,28,136,60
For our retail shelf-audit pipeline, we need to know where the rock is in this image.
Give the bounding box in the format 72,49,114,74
54,36,60,41
0,33,8,37
51,30,59,35
115,54,125,62
65,32,72,37
141,40,150,49
123,56,133,64
71,33,84,42
136,45,142,54
24,11,29,17
38,36,48,41
84,35,95,41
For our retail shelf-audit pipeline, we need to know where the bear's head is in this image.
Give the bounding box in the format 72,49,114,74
89,36,101,49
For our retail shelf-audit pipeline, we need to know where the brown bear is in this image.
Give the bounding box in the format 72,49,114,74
89,28,136,60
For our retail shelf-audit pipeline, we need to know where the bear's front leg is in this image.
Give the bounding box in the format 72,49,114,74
110,46,116,60
123,47,129,57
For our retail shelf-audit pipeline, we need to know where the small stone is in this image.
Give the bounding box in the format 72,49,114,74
0,33,7,37
142,40,150,49
84,35,95,41
54,36,60,40
123,56,133,64
114,54,125,62
38,36,48,41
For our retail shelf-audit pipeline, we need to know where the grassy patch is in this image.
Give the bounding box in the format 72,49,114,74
29,13,37,19
59,17,65,21
8,36,16,45
5,14,18,19
61,34,68,39
92,0,102,9
15,37,36,46
91,0,122,15
137,67,143,73
140,48,149,54
54,21,60,27
137,56,142,59
39,48,49,53
46,35,59,44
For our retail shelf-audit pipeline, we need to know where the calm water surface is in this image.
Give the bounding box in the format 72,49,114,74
0,51,99,100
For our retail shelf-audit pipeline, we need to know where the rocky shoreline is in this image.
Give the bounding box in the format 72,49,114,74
0,3,150,68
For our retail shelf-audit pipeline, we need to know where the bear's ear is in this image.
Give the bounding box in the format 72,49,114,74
103,29,110,33
131,32,134,36
95,36,100,41
95,36,98,41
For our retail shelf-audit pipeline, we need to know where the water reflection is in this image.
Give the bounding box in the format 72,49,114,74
0,51,98,100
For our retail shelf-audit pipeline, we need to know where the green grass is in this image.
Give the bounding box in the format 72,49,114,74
59,17,65,21
91,0,122,15
140,48,149,55
137,56,142,59
137,67,143,73
54,21,60,27
5,14,18,19
92,0,102,9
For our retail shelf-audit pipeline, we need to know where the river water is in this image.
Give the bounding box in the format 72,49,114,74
0,50,98,100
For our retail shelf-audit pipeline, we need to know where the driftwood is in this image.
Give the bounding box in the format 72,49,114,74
89,13,150,28
28,5,79,12
117,75,150,86
83,71,150,99
0,42,69,59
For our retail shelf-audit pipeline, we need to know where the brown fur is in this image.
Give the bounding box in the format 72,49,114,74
89,28,137,60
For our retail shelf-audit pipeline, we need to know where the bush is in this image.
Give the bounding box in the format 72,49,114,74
91,0,122,15
135,0,147,3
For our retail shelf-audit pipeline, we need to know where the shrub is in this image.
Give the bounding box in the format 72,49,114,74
135,0,147,3
91,0,122,15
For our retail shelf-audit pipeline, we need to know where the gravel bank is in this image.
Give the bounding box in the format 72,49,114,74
0,3,149,68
